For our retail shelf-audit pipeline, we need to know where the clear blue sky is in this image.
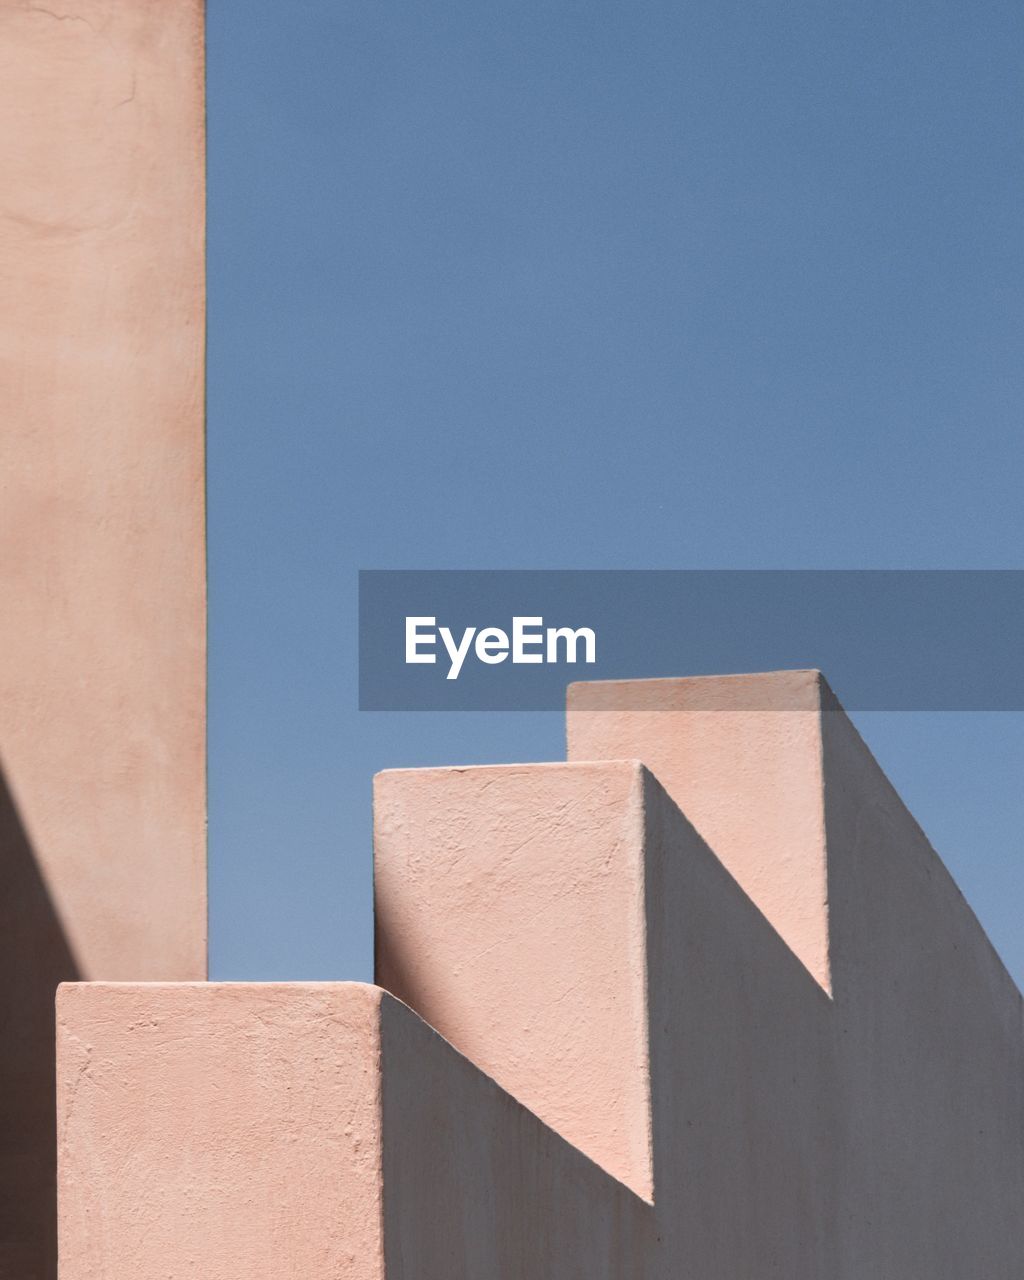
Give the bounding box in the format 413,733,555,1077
206,1,1023,986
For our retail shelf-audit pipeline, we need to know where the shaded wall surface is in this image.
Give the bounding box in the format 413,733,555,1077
0,2,206,1275
58,674,1024,1277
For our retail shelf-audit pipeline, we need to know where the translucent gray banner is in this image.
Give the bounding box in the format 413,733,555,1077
358,570,1024,710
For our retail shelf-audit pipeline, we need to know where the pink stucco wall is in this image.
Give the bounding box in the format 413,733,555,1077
57,982,651,1279
1,3,206,1273
57,673,1024,1277
568,669,831,989
58,984,384,1280
375,761,655,1199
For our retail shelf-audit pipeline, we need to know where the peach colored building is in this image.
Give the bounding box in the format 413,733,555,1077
5,4,1024,1279
58,672,1024,1278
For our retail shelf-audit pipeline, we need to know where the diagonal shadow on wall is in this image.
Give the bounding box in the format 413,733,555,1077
0,761,79,1280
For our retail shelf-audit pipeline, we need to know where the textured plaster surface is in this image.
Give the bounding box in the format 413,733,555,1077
58,984,385,1280
375,758,835,1275
640,763,836,1275
567,670,830,988
1,2,205,1272
372,672,1023,1276
380,995,651,1280
374,762,654,1198
57,674,1024,1275
57,983,648,1280
820,698,1024,1274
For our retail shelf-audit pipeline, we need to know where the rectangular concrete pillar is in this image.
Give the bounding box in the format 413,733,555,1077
58,984,384,1280
567,671,831,988
0,2,205,1273
374,761,656,1199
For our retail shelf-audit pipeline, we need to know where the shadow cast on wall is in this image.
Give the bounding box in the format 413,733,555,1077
0,761,79,1280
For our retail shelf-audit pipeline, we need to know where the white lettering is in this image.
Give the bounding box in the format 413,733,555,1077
512,616,545,663
405,616,437,664
475,627,510,664
546,626,596,664
406,617,596,679
439,625,477,681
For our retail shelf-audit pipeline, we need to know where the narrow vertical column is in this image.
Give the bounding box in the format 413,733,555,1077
0,3,206,1274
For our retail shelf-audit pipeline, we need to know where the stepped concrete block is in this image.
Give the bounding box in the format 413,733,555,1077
375,759,835,1273
56,982,646,1280
375,761,655,1199
567,670,1024,1271
56,673,1024,1276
